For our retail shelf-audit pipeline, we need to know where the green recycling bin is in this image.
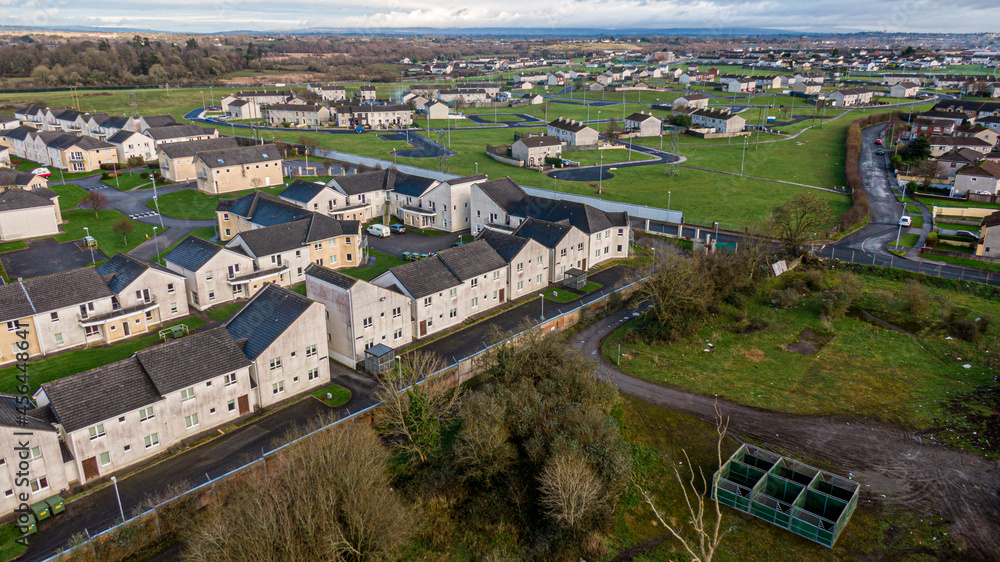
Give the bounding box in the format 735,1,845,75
44,494,65,516
29,501,50,522
18,513,37,536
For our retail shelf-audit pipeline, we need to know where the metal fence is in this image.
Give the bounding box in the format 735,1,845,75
40,278,641,562
815,245,1000,287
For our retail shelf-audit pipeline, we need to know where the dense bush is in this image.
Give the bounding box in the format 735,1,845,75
771,287,801,309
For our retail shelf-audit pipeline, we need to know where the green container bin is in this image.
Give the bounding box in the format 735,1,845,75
29,501,50,521
18,513,37,536
44,494,65,515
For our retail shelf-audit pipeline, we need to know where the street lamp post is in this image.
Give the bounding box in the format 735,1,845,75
151,176,165,229
475,162,478,175
83,227,95,265
152,226,160,262
894,221,903,252
667,190,671,211
111,476,125,522
539,293,544,320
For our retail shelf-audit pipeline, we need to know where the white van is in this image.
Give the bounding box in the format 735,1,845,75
367,224,390,238
898,216,911,227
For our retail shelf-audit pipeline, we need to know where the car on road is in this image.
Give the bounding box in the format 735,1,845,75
389,224,406,234
874,139,883,145
367,224,390,238
898,216,912,227
31,167,51,178
955,230,979,239
876,149,884,155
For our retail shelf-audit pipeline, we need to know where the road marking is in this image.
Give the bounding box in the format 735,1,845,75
129,211,160,220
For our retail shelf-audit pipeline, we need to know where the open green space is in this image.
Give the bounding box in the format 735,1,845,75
103,172,152,191
936,222,980,233
0,318,207,394
0,521,28,560
562,148,654,166
894,233,920,248
342,249,406,281
604,268,1000,433
310,383,351,408
541,287,577,303
918,197,1000,210
56,209,157,258
49,183,89,209
205,301,245,322
149,185,286,220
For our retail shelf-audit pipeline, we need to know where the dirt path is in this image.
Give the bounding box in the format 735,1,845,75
575,310,1000,561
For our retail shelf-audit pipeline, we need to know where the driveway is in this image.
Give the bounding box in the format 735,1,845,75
0,238,107,278
367,229,468,256
21,397,334,562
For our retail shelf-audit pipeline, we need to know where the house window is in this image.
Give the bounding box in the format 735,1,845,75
85,325,100,337
578,243,584,251
536,256,543,265
124,445,131,452
471,278,478,288
471,297,479,308
365,339,375,350
308,368,319,381
139,406,154,422
306,344,317,358
181,387,195,401
88,424,106,440
144,434,159,448
394,328,403,339
208,291,216,301
272,381,285,395
296,250,302,258
560,248,567,257
228,400,236,412
536,274,542,284
363,317,373,328
170,303,178,314
99,452,111,466
185,413,199,429
492,290,498,300
392,307,401,318
449,308,457,318
210,408,217,415
346,254,352,262
30,477,48,493
517,281,525,291
5,321,17,332
205,270,213,281
50,312,59,322
330,255,338,264
224,372,237,386
28,447,41,463
517,263,524,272
424,297,433,307
448,288,457,298
345,238,352,246
53,333,64,346
328,239,336,248
270,357,282,370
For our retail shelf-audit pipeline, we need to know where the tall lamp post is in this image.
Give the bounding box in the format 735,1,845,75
83,226,95,265
152,226,161,262
111,476,125,522
539,293,544,320
667,190,671,211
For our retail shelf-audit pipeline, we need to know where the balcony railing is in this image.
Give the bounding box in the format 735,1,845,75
78,297,158,327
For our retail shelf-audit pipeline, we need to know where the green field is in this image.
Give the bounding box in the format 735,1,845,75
103,172,152,191
342,249,406,281
49,183,89,209
310,383,351,407
149,186,286,220
56,209,157,258
205,301,245,322
562,148,654,166
604,269,999,433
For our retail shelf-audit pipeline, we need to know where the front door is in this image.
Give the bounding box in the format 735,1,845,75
82,457,99,481
122,322,131,337
499,288,505,303
419,320,427,337
238,394,250,415
582,258,587,270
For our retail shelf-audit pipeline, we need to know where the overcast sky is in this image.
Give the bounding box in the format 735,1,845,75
2,0,999,34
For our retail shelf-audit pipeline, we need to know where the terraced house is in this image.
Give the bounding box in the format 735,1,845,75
163,236,257,310
265,104,331,127
157,137,240,182
145,124,219,147
194,144,284,194
217,191,312,241
0,395,72,517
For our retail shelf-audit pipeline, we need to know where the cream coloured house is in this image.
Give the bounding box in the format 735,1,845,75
163,236,257,311
157,137,240,182
194,144,283,194
107,130,156,163
0,188,61,242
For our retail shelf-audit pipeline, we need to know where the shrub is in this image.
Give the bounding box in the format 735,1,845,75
925,231,939,248
805,268,826,292
771,288,801,309
822,289,854,321
904,279,931,317
101,172,110,180
951,318,979,342
139,172,149,179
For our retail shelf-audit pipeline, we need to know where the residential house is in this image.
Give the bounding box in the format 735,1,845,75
791,82,821,95
511,136,562,167
976,211,1000,257
476,228,550,300
264,104,331,127
978,115,1000,134
97,116,133,140
322,169,397,222
672,93,710,110
547,118,600,146
0,115,19,131
936,148,982,179
224,213,362,287
38,134,116,172
0,188,61,241
145,125,219,147
33,326,254,484
131,115,179,133
437,89,489,104
755,75,783,90
690,108,746,134
0,395,71,517
223,99,260,120
107,130,156,163
928,136,993,157
932,99,1000,119
511,218,590,282
157,137,240,182
910,118,956,137
224,283,330,408
390,174,484,232
163,236,258,310
305,264,413,368
955,125,1000,147
313,86,346,102
372,241,509,338
952,161,1000,196
332,105,412,129
0,126,37,163
0,147,7,168
216,191,311,242
828,88,874,107
359,86,377,101
96,253,190,332
520,93,544,105
624,112,662,137
0,168,47,190
194,144,283,195
889,82,921,98
719,76,756,93
220,91,296,108
426,101,449,120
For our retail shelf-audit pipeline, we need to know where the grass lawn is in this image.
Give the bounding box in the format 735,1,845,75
310,383,351,408
56,209,156,258
894,233,920,248
291,284,307,295
102,172,150,191
578,281,603,293
562,148,654,167
204,301,245,322
936,222,980,233
0,240,27,253
0,317,207,394
343,249,407,281
910,216,924,229
923,253,1000,273
904,204,922,214
918,197,1000,210
149,185,286,220
603,268,1000,433
541,287,578,303
49,183,89,209
0,521,28,560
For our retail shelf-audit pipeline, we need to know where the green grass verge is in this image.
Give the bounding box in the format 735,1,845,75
0,240,27,253
311,383,351,408
918,197,1000,210
0,317,207,394
541,288,578,303
49,183,89,209
604,269,999,432
291,284,307,295
904,204,922,214
923,253,1000,273
103,172,152,191
204,301,245,322
936,222,980,233
342,249,407,281
579,281,603,293
561,148,654,167
148,186,286,220
895,233,920,248
56,209,157,258
0,521,28,560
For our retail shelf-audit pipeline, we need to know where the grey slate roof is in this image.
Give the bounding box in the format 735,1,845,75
446,174,487,185
158,137,239,159
476,228,530,263
329,169,396,196
305,263,359,291
44,134,114,150
232,214,359,257
41,357,161,433
280,179,329,204
0,281,35,322
195,144,280,169
0,393,55,431
548,118,593,132
384,256,461,299
223,191,311,227
96,253,175,295
513,217,573,249
107,130,146,144
515,135,561,148
135,327,251,395
141,115,178,128
0,169,44,187
163,236,228,271
0,125,38,141
146,124,216,141
435,240,507,280
18,267,113,315
391,173,438,198
101,116,131,130
225,283,314,360
475,177,527,210
0,189,54,212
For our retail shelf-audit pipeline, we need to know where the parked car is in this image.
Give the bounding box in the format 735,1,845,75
875,139,883,145
875,149,884,155
955,230,978,239
898,216,912,227
367,224,390,238
31,167,51,178
389,224,406,234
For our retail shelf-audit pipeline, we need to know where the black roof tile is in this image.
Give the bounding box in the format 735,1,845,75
225,284,314,360
41,357,161,433
135,327,251,395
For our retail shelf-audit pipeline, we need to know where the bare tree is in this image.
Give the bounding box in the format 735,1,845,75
111,217,133,245
603,118,623,142
82,190,108,219
539,449,605,529
640,404,731,562
770,192,832,252
634,248,715,342
372,350,460,463
454,391,517,482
